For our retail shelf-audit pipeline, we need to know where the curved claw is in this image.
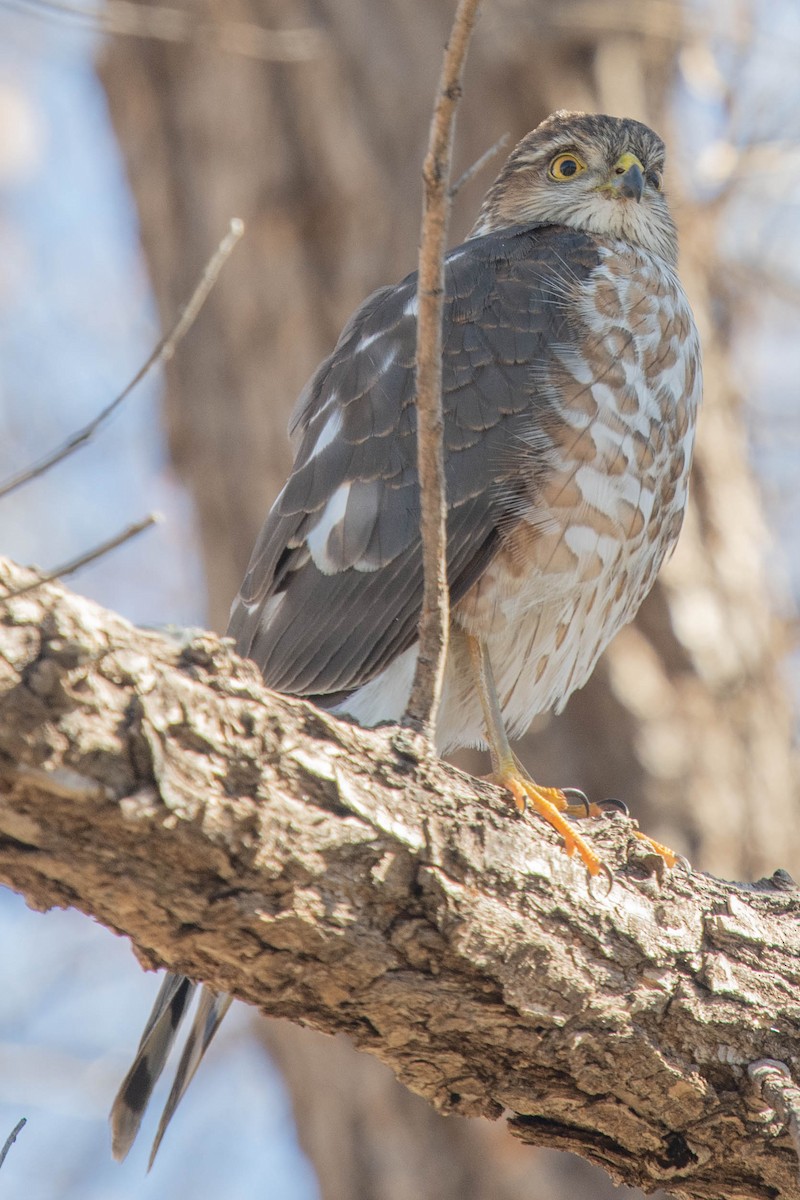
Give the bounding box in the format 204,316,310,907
596,797,630,818
588,860,614,897
490,772,608,880
561,787,591,817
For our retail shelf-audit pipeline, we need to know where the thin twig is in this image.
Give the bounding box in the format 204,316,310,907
404,0,482,736
450,133,509,198
1,513,161,600
0,1119,26,1171
15,0,327,62
0,219,244,502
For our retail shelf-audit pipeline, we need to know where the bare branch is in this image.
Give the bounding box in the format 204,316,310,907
1,512,161,600
0,1119,26,1172
0,219,244,502
405,0,482,736
1,556,799,1199
16,0,327,62
450,133,510,199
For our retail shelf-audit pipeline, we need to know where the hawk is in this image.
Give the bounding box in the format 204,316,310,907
111,111,702,1164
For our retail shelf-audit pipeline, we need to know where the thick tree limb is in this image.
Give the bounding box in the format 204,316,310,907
0,556,798,1200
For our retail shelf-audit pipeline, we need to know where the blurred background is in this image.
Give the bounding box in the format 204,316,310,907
1,0,799,1197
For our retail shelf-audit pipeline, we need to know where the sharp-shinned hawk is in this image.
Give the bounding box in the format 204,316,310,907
111,110,702,1164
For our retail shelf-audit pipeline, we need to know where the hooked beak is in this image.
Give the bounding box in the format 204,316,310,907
601,152,645,203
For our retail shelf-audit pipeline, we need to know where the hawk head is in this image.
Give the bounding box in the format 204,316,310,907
473,111,677,264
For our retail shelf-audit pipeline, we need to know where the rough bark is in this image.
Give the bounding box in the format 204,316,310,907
257,1020,556,1200
1,556,799,1200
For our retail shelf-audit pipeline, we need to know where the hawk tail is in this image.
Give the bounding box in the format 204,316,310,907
110,975,230,1165
147,988,233,1169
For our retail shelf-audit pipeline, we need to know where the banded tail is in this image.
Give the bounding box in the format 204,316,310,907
110,974,231,1166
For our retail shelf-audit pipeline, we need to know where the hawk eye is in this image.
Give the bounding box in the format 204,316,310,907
548,152,586,181
646,169,663,191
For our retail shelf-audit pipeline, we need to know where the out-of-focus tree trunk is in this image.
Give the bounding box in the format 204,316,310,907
98,1,799,1196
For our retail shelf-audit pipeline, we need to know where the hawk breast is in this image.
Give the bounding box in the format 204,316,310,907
228,225,701,750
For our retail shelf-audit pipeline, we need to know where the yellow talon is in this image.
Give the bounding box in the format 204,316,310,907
491,771,606,879
630,829,678,868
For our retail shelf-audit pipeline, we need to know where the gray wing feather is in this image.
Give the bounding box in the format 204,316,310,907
230,224,600,698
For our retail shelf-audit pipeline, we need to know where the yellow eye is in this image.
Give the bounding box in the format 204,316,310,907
548,152,586,181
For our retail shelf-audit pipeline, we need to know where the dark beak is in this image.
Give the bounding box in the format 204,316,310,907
616,162,644,203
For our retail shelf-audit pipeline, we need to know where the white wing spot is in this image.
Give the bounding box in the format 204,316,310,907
355,329,383,353
307,410,342,461
306,482,351,573
230,593,260,618
258,592,287,628
403,293,418,317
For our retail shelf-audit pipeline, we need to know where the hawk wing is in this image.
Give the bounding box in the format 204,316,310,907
229,224,601,698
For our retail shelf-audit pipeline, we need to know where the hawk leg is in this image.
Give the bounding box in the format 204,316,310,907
464,635,679,875
465,633,607,879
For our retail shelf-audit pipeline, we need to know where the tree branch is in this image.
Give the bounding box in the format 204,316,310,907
0,555,798,1199
4,512,161,598
0,1119,26,1172
0,219,243,501
405,0,482,735
450,133,510,199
